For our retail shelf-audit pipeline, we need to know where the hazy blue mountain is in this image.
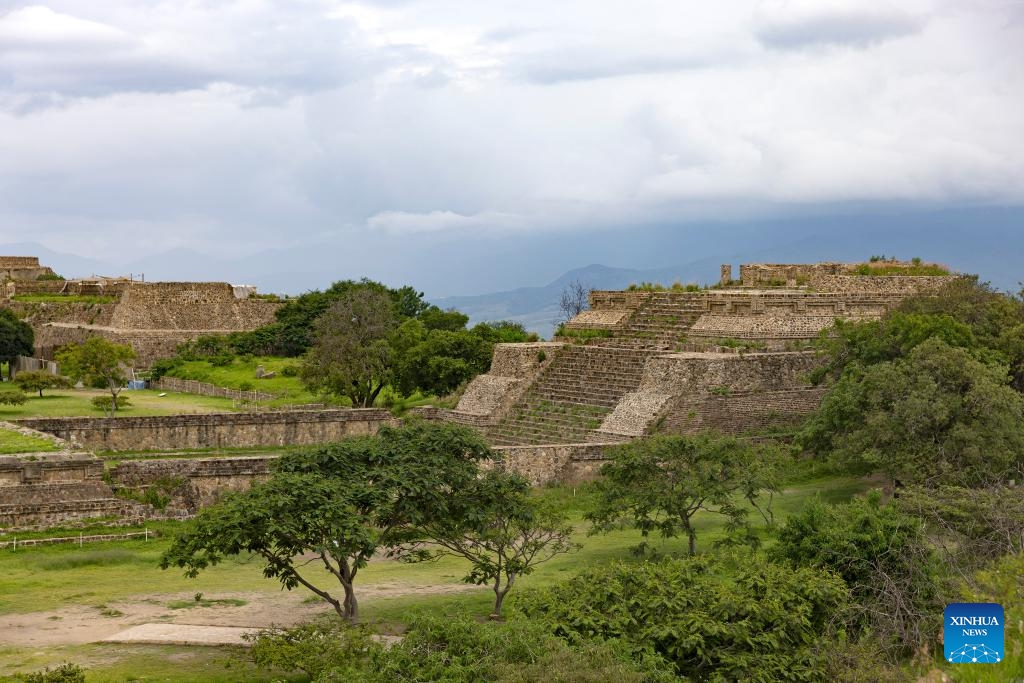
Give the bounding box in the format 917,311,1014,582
3,206,1021,338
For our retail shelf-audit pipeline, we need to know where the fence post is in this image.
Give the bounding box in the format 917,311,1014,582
145,528,149,542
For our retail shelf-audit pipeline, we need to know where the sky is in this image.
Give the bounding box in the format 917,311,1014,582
0,1,1022,293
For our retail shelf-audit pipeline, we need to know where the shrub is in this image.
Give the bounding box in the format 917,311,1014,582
0,388,27,405
518,551,848,681
16,663,85,682
280,364,299,377
771,492,946,657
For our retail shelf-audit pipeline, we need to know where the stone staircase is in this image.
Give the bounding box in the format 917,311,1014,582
487,346,649,445
597,292,706,350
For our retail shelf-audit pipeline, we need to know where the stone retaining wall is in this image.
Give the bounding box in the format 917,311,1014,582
660,387,828,435
17,409,395,452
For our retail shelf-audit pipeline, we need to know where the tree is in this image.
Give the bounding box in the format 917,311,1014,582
586,434,778,555
557,279,590,326
14,370,71,397
771,493,946,657
395,470,578,617
161,422,495,623
0,309,34,378
56,337,135,415
799,338,1024,486
389,319,494,397
300,289,396,407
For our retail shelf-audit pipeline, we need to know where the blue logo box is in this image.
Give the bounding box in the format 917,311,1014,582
944,603,1004,664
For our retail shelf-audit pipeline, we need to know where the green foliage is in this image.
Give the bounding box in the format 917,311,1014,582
851,262,950,276
35,272,66,281
518,550,849,682
771,492,946,656
474,320,538,343
587,434,779,555
799,338,1024,486
0,308,34,365
90,394,131,416
10,294,115,304
14,662,85,683
299,288,396,407
0,388,27,405
0,427,58,453
390,318,495,397
395,470,579,616
810,312,979,384
248,613,676,683
553,326,612,339
161,422,495,622
897,484,1024,570
57,337,135,413
14,370,71,397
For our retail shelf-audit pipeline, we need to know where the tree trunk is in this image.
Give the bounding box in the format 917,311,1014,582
342,582,358,622
688,530,697,555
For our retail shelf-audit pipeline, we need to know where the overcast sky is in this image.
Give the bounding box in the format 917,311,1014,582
0,0,1022,265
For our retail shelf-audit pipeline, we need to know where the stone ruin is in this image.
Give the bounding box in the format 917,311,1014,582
435,261,959,446
0,257,281,366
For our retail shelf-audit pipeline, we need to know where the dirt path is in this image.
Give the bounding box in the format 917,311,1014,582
0,582,480,647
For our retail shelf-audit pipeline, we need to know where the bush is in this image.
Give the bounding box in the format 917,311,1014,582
517,550,848,681
771,492,946,657
0,388,27,405
247,613,676,682
91,395,130,414
16,663,85,682
280,364,299,377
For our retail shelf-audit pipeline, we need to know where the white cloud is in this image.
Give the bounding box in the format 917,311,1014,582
0,0,1021,259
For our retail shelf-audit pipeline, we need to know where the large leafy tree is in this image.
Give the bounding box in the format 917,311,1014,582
0,309,34,377
56,337,135,414
161,422,494,622
300,289,397,407
771,493,946,656
587,434,779,555
799,338,1024,486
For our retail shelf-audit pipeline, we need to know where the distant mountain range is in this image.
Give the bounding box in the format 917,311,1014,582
2,205,1022,339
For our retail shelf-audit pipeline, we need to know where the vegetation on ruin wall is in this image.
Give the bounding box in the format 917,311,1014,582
0,428,59,454
10,294,118,304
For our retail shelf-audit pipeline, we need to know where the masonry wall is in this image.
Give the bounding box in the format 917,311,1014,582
659,387,827,436
18,409,395,452
110,282,279,330
637,351,821,395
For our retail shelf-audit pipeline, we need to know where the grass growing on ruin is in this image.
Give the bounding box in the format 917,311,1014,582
0,428,60,454
0,389,239,419
10,294,118,304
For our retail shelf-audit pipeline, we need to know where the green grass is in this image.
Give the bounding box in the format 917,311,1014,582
0,428,59,454
0,644,303,682
0,389,239,419
0,473,878,680
165,358,317,401
166,597,248,609
10,294,118,304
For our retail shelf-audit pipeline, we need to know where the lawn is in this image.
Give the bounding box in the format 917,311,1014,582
164,357,438,411
0,389,240,420
0,427,59,454
0,473,877,681
163,357,317,402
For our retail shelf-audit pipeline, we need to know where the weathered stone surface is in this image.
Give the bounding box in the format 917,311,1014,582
456,376,522,415
488,342,563,378
18,409,395,452
597,391,674,437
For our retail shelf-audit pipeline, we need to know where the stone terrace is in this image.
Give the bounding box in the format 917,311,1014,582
486,345,648,445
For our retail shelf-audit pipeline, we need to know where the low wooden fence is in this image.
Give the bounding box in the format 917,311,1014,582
151,377,282,402
0,529,156,550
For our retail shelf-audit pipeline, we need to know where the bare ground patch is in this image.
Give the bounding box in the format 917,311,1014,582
0,582,481,648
